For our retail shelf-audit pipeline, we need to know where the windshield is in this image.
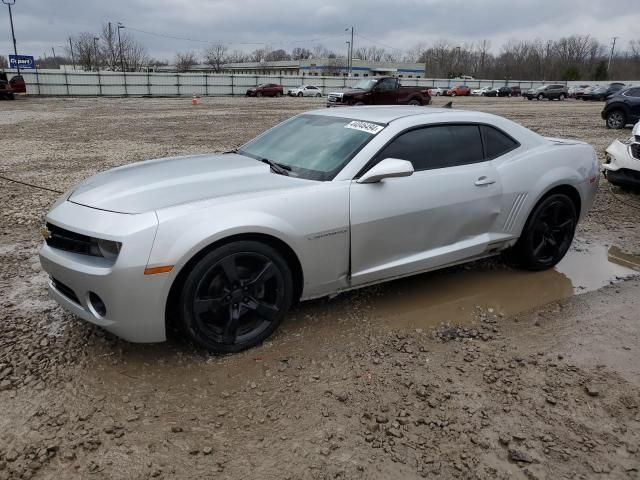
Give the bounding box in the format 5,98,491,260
238,114,383,181
352,79,378,90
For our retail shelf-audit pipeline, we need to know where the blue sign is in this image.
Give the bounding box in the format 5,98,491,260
9,55,35,69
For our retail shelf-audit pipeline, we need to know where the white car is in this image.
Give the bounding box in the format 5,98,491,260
287,85,322,97
472,87,489,96
39,106,599,353
428,87,443,96
604,121,640,189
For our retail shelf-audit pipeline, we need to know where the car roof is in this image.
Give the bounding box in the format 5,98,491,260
305,105,513,126
306,106,454,124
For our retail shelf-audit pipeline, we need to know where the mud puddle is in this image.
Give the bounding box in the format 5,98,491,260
365,244,640,330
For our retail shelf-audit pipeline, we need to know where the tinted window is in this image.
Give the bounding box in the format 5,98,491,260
377,79,396,92
376,125,483,171
481,125,519,159
624,88,640,97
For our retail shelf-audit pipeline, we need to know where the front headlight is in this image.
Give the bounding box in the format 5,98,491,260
96,239,121,260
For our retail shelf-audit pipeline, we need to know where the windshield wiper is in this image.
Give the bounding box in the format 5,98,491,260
260,158,291,176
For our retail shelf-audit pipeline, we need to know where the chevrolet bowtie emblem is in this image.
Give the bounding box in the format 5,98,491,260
41,227,51,240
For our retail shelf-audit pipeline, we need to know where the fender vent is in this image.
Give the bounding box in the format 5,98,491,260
503,194,528,232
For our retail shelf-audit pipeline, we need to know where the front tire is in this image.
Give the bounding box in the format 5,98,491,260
537,94,544,101
511,194,577,271
179,241,293,353
606,110,627,129
297,92,303,97
559,93,565,101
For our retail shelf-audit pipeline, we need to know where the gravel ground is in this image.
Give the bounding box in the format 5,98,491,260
0,95,639,479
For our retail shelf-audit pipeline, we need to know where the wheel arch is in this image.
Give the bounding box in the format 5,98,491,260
164,232,304,334
522,184,582,234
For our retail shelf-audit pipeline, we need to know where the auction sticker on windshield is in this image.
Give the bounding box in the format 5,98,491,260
345,121,384,135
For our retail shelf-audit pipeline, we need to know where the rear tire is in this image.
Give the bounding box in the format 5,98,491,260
353,101,366,106
408,99,422,106
315,93,322,97
559,93,565,101
179,241,293,353
511,193,577,271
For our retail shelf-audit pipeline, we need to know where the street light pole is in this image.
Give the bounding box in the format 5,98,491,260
117,23,125,72
2,0,20,75
345,26,354,77
345,41,350,77
117,22,128,96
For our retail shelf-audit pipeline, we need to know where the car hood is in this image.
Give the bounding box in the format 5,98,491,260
68,153,310,214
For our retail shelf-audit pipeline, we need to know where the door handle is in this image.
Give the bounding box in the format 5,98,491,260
474,176,496,186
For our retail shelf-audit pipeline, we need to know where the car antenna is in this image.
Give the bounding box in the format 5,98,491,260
443,101,453,109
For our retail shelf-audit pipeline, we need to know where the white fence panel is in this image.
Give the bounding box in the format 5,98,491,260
5,69,636,97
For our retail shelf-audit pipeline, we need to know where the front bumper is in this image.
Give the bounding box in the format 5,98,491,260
604,139,640,188
39,200,168,343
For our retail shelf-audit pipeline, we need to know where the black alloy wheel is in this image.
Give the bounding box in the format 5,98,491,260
513,194,577,271
180,241,293,353
606,110,626,129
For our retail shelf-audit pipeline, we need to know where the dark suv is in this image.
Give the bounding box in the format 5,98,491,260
601,86,640,129
524,84,568,101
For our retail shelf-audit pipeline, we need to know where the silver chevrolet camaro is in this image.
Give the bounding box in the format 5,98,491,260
40,106,599,353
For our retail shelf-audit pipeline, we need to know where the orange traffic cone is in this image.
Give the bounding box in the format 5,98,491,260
191,94,199,106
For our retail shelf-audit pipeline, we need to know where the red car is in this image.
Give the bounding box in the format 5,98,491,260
9,75,26,93
444,85,471,96
246,83,283,97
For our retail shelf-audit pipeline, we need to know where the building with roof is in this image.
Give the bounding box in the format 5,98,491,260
219,58,425,78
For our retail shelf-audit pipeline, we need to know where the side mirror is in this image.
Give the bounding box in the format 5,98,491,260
357,158,414,184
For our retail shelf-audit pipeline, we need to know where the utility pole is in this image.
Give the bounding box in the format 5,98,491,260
345,26,354,77
2,0,20,75
51,46,56,67
93,36,99,71
69,37,76,70
607,36,618,77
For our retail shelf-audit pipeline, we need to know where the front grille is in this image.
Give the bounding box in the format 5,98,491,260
51,278,80,304
46,222,96,256
631,143,640,160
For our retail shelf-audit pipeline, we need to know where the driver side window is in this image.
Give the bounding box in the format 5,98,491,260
376,125,484,171
377,79,396,92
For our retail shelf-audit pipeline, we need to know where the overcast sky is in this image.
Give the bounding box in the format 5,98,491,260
1,0,639,62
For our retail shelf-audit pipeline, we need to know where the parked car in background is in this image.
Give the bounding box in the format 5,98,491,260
604,121,640,188
485,87,512,97
246,84,284,97
326,77,431,107
39,106,599,353
428,87,444,96
601,86,640,129
569,85,590,99
8,74,26,94
471,87,489,96
524,84,568,101
287,85,322,97
582,83,625,101
444,85,471,96
509,86,521,97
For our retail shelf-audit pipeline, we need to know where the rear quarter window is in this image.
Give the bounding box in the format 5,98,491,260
481,125,520,159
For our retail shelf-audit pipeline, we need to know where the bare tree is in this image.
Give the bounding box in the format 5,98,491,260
265,49,291,61
203,43,228,72
291,48,312,60
175,51,198,72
